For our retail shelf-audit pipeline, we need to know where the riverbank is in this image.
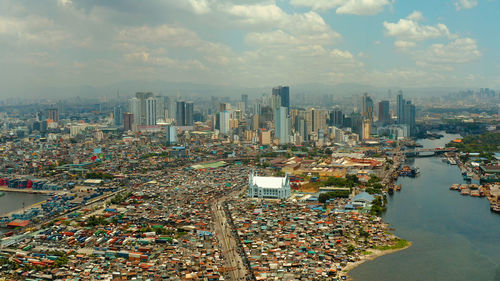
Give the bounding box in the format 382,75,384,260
344,239,412,279
350,132,500,281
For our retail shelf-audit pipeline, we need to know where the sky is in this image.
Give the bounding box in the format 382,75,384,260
0,0,499,97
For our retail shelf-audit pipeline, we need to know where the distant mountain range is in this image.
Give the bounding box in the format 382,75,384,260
5,80,476,100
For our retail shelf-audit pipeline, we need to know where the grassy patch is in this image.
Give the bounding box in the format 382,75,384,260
375,238,409,251
362,251,373,255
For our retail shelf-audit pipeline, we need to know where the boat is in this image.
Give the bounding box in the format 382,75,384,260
450,184,460,190
395,184,402,191
460,189,470,196
388,187,394,195
470,190,480,197
491,203,500,213
0,191,4,197
399,166,418,177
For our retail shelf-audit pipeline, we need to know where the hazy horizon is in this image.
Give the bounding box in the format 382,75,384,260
1,0,499,98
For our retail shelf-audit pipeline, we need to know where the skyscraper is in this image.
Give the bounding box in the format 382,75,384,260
362,119,371,140
185,102,194,126
275,106,290,144
47,108,59,122
145,97,157,126
361,93,373,122
295,116,308,142
166,125,177,145
176,101,186,126
155,95,165,122
219,110,230,134
241,94,248,113
397,91,405,125
404,101,416,134
165,96,176,119
123,113,134,131
378,101,390,125
128,97,141,126
329,109,344,127
135,92,154,125
272,86,290,109
113,106,123,126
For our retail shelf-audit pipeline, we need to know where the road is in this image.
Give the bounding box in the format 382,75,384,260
212,187,248,280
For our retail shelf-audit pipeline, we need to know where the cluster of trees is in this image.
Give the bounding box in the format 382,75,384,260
321,174,359,188
85,172,113,180
140,151,170,159
85,215,108,227
110,192,132,204
318,190,351,203
370,196,386,216
446,132,500,154
365,175,384,195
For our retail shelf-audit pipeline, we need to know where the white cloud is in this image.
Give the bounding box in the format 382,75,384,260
336,0,390,15
384,11,452,41
394,40,416,48
117,25,201,48
330,49,354,59
226,4,341,47
407,11,424,21
454,0,478,10
0,16,71,46
416,37,481,66
57,0,72,7
290,0,390,15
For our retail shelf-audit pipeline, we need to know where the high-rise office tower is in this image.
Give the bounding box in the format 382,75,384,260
219,102,230,112
166,125,177,145
128,98,141,125
397,91,405,124
219,110,230,134
113,106,123,126
260,106,274,128
361,93,374,122
404,101,416,134
275,106,290,144
309,108,328,134
378,101,390,125
176,101,186,126
241,94,248,113
155,95,165,122
145,97,157,126
123,113,134,131
165,96,176,119
47,108,59,122
272,86,290,109
56,100,64,117
295,116,308,142
185,102,194,126
135,92,154,125
362,119,371,140
329,109,344,127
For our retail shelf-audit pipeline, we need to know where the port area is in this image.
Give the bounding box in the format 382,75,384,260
0,186,65,195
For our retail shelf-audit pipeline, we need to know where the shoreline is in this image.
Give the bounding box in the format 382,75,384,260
0,197,48,218
343,240,413,279
0,186,63,195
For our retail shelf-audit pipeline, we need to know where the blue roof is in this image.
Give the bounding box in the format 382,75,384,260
352,192,375,202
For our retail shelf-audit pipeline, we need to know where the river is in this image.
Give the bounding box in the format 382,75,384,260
0,192,48,234
350,133,500,281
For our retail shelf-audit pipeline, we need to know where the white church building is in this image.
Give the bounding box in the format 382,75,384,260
248,171,291,199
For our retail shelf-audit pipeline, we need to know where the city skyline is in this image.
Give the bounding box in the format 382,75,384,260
1,0,499,98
